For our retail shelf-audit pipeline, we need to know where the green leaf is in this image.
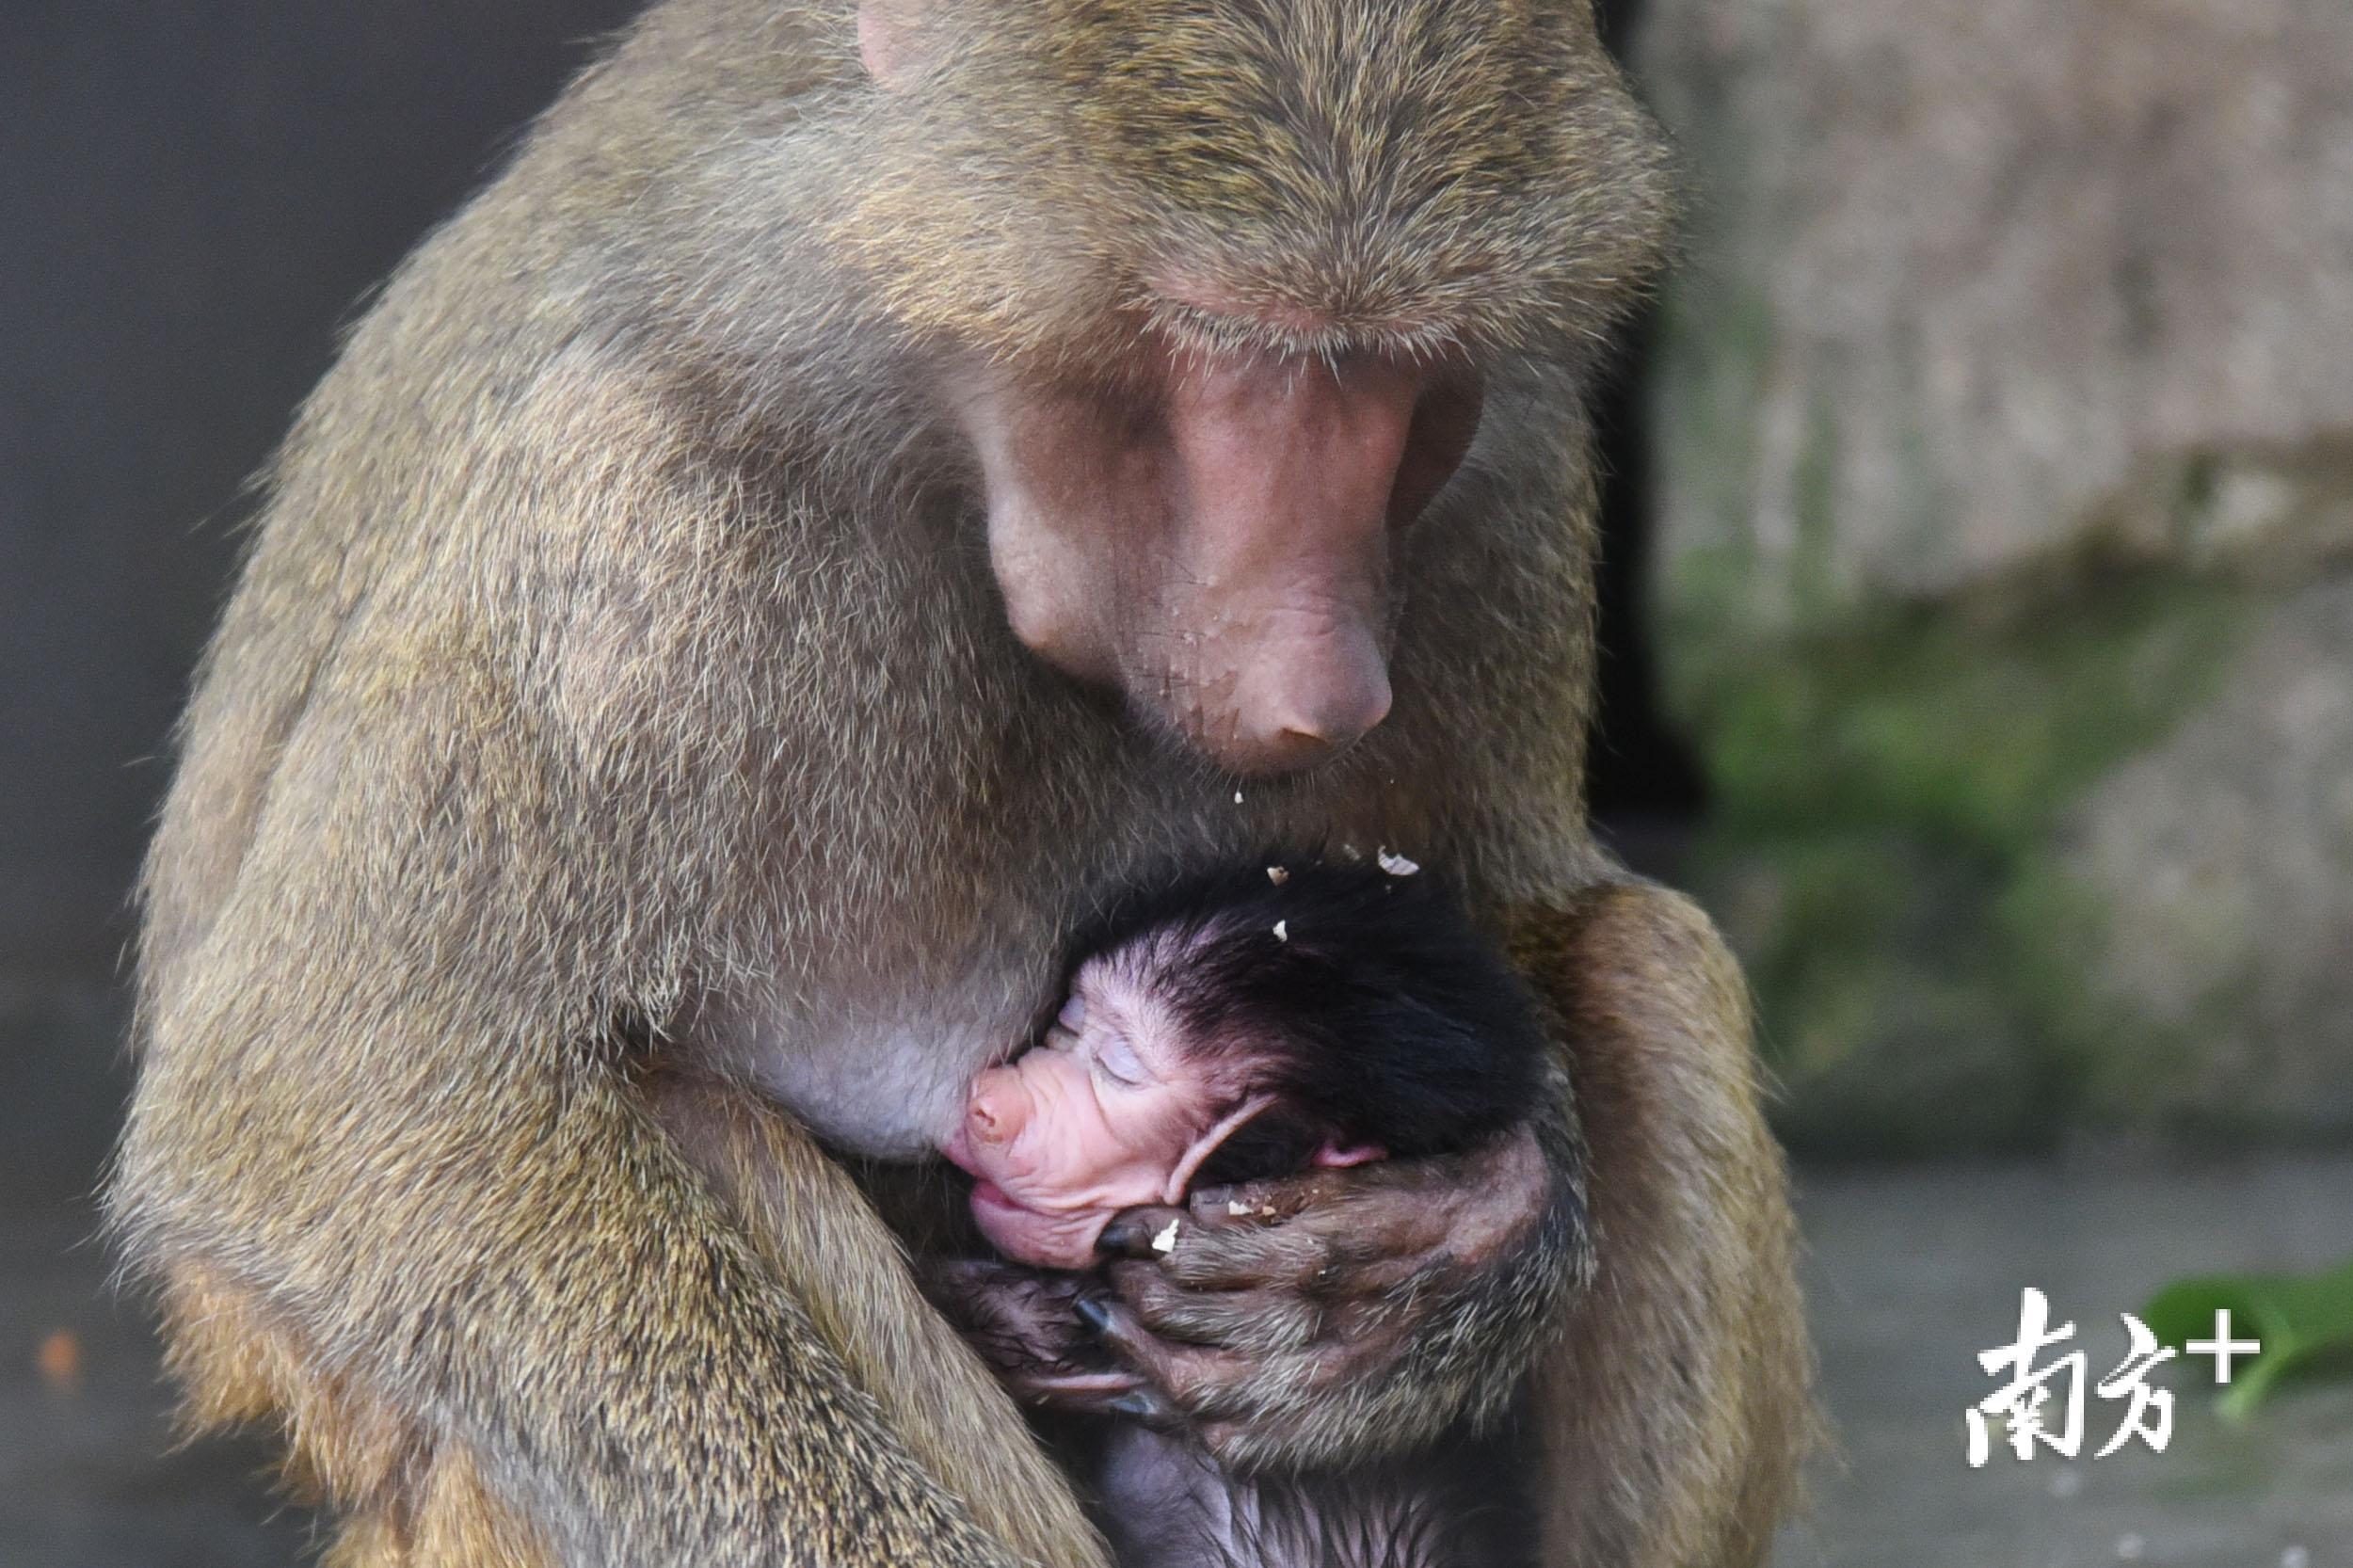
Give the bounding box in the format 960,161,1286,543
2143,1257,2353,1421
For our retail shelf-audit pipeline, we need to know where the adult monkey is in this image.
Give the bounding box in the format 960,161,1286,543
112,1,1809,1565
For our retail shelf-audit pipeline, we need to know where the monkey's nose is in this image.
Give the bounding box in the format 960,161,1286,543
967,1070,1029,1147
1229,651,1393,773
1273,672,1393,754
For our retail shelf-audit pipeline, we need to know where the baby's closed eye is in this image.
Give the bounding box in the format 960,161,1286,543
1089,1032,1150,1090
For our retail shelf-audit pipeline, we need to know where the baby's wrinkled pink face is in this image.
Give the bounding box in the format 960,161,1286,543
939,954,1226,1270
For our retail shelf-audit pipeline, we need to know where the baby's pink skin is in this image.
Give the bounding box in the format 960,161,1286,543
939,955,1227,1269
941,949,1390,1270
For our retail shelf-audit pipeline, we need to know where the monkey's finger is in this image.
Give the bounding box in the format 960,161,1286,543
1186,1233,1355,1289
1151,1215,1332,1291
1188,1168,1359,1224
1169,1344,1343,1426
1196,1420,1247,1457
1277,1187,1460,1266
1102,1386,1187,1428
1074,1293,1145,1352
1190,1173,1464,1270
1172,1192,1451,1298
1096,1206,1193,1261
1020,1368,1144,1397
1075,1297,1255,1416
1312,1250,1449,1306
1106,1263,1321,1352
1006,1366,1156,1416
1100,1203,1322,1288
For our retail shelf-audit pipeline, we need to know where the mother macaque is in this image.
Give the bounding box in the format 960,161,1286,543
112,2,1808,1566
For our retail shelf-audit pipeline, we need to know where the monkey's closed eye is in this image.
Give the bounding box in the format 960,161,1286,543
1090,1033,1148,1090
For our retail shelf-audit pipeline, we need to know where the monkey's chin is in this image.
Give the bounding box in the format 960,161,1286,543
968,1181,1108,1272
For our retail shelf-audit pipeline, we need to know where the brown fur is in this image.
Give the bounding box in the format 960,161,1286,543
1508,887,1817,1568
157,1266,554,1567
645,1076,1107,1563
110,2,1801,1563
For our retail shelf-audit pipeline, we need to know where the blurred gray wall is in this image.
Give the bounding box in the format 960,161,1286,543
0,3,639,1197
1635,0,2353,1152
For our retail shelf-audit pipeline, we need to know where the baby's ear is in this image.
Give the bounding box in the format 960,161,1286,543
1311,1140,1386,1169
1163,1092,1280,1203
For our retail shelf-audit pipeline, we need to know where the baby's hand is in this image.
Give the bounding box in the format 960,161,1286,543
918,1257,1153,1414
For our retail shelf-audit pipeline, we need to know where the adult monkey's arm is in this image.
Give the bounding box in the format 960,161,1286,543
1077,880,1811,1564
117,872,1105,1568
111,408,1110,1567
1511,882,1814,1568
648,1073,1110,1566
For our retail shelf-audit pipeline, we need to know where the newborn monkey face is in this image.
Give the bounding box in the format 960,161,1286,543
942,954,1233,1270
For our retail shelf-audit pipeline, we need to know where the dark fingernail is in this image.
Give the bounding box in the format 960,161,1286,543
1109,1392,1160,1418
1192,1185,1232,1209
1074,1297,1113,1336
1096,1216,1143,1256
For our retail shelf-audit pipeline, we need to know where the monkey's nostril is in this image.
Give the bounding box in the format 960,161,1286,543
1221,700,1385,776
1273,728,1351,766
968,1078,1025,1144
968,1098,1003,1144
1272,665,1393,754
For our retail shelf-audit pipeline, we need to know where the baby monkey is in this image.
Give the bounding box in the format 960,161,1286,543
934,860,1549,1568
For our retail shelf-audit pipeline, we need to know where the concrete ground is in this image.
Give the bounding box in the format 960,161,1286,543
1778,1160,2353,1568
6,1161,2349,1567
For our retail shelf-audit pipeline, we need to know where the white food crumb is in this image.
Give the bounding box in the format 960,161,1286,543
1273,920,1289,942
1226,1198,1254,1217
1376,847,1421,876
1233,790,1244,804
1267,865,1289,885
1151,1219,1181,1255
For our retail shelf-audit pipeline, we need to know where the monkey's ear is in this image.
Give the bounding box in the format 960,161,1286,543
856,0,928,90
1161,1094,1281,1205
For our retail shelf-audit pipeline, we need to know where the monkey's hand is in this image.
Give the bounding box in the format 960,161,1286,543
1073,1106,1587,1472
919,1256,1148,1407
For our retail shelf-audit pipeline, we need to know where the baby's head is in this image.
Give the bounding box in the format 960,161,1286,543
938,860,1547,1269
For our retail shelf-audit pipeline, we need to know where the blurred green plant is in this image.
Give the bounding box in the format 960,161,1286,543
2144,1258,2353,1421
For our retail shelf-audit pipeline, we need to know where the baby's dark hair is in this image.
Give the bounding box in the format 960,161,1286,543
1078,856,1548,1188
